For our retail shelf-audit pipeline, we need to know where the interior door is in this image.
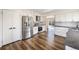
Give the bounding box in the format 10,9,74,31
12,12,22,42
0,10,2,47
3,10,13,45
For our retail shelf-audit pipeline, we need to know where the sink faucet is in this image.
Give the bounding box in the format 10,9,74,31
76,24,79,30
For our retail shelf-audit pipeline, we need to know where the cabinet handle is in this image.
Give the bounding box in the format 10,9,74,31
13,27,16,29
9,27,12,30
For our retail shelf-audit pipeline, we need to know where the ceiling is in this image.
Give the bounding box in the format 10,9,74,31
30,9,54,14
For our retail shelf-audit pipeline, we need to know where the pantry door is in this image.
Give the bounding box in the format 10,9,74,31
3,10,13,45
12,12,22,42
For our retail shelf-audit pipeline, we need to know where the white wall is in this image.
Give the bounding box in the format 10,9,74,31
0,10,2,47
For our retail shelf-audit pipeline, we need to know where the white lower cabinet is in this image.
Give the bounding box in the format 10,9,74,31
55,27,69,37
3,10,22,45
0,10,2,47
33,27,38,35
40,26,46,32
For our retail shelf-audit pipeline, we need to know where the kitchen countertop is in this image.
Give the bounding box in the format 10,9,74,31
54,25,76,29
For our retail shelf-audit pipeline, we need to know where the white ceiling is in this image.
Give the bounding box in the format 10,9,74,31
30,9,54,14
21,9,79,15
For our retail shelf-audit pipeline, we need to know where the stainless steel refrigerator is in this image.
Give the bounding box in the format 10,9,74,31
22,16,33,39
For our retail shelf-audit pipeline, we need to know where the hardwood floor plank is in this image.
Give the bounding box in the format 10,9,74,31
16,41,25,50
25,40,37,50
31,38,48,50
25,39,42,50
34,37,55,50
22,41,32,50
34,36,61,50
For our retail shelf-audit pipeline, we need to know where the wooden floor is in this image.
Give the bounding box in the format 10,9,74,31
0,32,65,50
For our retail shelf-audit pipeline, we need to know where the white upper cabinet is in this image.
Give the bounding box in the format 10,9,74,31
0,10,2,47
55,14,66,22
72,13,79,22
65,13,72,22
55,15,61,22
55,14,73,22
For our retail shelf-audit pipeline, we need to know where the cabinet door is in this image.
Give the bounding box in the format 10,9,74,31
3,10,13,45
65,13,72,22
42,26,46,31
55,14,66,22
72,13,79,22
0,10,2,47
12,12,22,41
33,27,38,35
